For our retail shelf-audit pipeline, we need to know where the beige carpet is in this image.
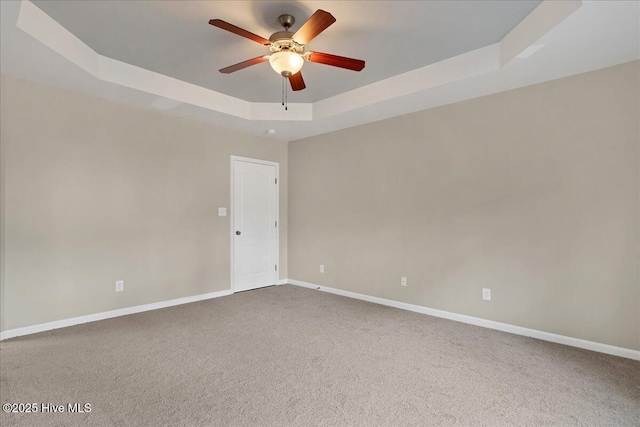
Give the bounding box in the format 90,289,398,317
1,285,639,426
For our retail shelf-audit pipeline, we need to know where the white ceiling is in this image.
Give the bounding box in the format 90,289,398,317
1,1,639,142
32,0,541,103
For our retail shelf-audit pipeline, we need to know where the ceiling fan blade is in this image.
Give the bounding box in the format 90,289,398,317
289,71,306,91
307,52,365,71
219,56,270,74
292,10,336,45
209,19,271,45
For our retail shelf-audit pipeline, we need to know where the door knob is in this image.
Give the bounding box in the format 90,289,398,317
236,231,241,235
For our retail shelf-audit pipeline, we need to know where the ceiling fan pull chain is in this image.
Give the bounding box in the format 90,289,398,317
285,78,288,111
282,75,285,106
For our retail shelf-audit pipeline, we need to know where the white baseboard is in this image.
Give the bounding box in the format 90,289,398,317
5,280,638,361
288,279,640,361
0,289,233,341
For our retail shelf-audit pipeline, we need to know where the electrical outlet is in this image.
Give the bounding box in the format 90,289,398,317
482,288,491,301
319,265,325,273
116,280,124,292
401,277,407,286
218,207,227,217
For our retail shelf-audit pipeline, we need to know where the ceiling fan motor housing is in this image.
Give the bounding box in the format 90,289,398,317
269,14,304,54
269,31,304,54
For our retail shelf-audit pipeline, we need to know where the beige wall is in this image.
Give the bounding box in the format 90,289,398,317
2,62,639,352
289,61,640,351
0,75,288,332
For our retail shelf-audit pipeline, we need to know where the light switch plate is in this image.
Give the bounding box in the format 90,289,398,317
218,207,227,217
116,280,124,292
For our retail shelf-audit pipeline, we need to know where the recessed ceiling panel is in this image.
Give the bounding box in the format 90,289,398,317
33,1,542,103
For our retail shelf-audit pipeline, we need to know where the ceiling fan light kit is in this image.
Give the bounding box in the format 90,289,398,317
209,9,365,110
269,51,304,77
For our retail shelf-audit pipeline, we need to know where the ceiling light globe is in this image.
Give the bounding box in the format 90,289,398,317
269,51,304,76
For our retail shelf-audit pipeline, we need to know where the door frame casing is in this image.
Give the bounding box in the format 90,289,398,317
230,155,280,293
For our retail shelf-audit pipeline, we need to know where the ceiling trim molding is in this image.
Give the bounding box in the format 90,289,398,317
313,43,502,120
14,0,581,124
501,0,581,65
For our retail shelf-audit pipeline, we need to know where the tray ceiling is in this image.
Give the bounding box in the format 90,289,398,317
2,1,638,142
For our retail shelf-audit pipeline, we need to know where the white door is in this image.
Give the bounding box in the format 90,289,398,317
232,158,278,292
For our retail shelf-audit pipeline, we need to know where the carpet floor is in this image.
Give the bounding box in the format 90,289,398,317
1,285,639,426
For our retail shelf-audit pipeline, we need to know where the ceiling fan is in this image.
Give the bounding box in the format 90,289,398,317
209,10,365,109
